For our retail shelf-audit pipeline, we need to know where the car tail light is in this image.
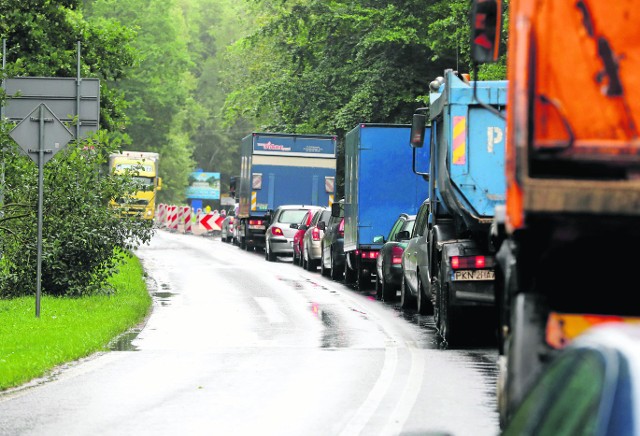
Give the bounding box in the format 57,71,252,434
271,227,284,236
360,250,379,259
249,219,263,226
338,218,344,237
312,227,321,241
391,246,404,264
450,255,495,269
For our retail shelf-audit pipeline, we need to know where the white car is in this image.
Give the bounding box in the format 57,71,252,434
264,205,318,262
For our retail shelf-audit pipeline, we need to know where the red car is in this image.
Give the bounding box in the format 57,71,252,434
292,207,322,266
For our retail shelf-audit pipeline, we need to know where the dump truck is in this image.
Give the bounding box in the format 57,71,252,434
343,123,429,291
470,0,640,427
108,151,162,220
236,132,337,251
408,69,507,345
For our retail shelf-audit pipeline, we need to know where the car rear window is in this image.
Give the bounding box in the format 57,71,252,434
279,209,309,224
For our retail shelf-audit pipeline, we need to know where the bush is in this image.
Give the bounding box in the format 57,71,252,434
0,135,154,298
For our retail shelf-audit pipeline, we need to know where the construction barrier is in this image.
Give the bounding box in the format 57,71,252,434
183,206,193,234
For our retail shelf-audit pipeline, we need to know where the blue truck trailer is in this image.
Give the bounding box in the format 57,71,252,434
406,69,507,346
236,132,337,251
343,123,430,291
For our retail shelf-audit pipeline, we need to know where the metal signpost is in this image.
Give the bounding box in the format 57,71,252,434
9,105,74,317
2,42,100,317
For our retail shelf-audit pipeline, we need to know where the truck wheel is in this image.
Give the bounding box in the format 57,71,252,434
330,254,343,281
400,276,416,310
344,264,357,285
502,293,548,428
416,274,433,315
434,278,451,348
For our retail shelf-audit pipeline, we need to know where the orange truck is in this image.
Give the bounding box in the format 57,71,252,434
471,0,640,427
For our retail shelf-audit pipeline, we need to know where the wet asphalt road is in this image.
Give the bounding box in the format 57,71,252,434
0,229,500,436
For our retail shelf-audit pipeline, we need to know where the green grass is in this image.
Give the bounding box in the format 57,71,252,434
0,253,152,391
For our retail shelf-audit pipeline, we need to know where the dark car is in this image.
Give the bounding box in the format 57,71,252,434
291,207,322,266
318,199,345,281
301,207,331,271
502,323,640,435
374,213,416,302
400,199,432,315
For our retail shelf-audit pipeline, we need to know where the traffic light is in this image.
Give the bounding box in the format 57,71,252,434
471,0,502,63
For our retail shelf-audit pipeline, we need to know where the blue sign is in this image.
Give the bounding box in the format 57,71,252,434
186,172,220,200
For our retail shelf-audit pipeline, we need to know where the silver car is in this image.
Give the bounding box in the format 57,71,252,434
301,207,331,271
265,205,318,262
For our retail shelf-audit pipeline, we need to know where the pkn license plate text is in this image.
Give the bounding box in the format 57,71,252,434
454,270,495,281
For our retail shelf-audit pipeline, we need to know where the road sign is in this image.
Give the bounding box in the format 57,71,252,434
9,103,74,165
200,213,214,231
4,77,100,140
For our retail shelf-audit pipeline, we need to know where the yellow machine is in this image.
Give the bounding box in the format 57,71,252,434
109,151,162,219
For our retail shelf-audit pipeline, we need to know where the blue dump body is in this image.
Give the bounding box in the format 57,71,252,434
429,71,507,232
238,132,337,219
344,124,430,252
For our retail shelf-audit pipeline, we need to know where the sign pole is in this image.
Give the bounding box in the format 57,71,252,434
35,105,46,317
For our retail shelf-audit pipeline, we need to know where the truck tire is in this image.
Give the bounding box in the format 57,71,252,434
330,253,343,281
240,236,246,250
501,293,548,428
344,266,356,284
416,274,433,315
400,276,416,310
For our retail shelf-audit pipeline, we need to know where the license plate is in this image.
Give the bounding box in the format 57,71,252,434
454,269,495,281
249,225,265,230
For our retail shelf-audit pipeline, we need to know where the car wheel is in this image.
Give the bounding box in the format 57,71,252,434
381,276,396,302
293,249,299,266
265,242,276,262
400,276,416,310
417,274,433,315
320,252,329,276
375,276,382,300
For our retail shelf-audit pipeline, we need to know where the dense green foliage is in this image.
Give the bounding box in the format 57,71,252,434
0,251,151,391
0,0,507,298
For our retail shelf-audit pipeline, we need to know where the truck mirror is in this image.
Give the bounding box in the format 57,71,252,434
157,177,162,191
410,114,426,148
373,235,385,244
470,0,502,63
331,203,341,217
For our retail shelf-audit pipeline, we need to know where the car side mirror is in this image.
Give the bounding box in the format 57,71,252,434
317,221,326,231
300,224,308,231
396,230,410,241
373,235,385,244
290,223,299,229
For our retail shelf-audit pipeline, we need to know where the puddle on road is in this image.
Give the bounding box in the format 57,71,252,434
310,302,350,348
108,287,176,351
108,329,141,351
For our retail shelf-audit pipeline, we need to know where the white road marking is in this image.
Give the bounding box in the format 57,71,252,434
339,346,399,436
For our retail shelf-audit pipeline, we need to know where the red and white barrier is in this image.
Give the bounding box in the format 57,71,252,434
183,206,192,234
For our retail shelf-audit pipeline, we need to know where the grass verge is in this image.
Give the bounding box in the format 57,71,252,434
0,252,152,391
